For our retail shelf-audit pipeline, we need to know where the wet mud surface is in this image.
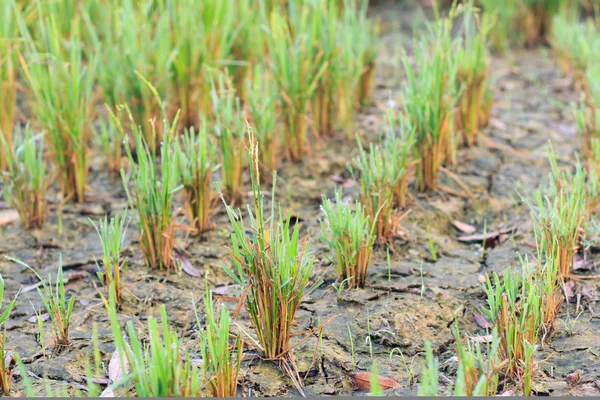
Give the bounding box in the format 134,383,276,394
1,1,599,397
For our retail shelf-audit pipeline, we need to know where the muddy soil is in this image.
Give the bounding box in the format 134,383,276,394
1,1,599,397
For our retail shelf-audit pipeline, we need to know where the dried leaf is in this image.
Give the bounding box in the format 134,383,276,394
174,250,201,278
470,335,493,344
457,227,516,247
191,358,203,368
0,209,19,227
489,118,507,131
27,313,50,323
564,281,576,299
473,314,492,330
452,220,476,234
573,259,594,271
108,350,129,382
351,371,401,391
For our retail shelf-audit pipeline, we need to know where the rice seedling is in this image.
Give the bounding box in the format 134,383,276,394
481,264,543,385
451,325,501,396
417,341,439,396
308,0,339,137
574,66,600,164
0,125,49,229
479,0,517,53
90,211,130,306
0,275,17,395
348,123,412,245
94,109,126,175
455,4,495,147
211,73,246,206
19,19,95,200
244,65,280,179
0,0,19,171
265,6,328,161
521,0,566,47
85,1,172,148
320,189,378,289
175,123,218,234
480,0,566,50
8,256,75,349
369,363,384,396
550,12,597,81
527,143,588,279
18,13,96,202
121,79,182,272
195,285,243,397
348,325,357,367
218,127,319,392
401,6,461,191
105,286,203,397
345,0,380,108
167,0,240,126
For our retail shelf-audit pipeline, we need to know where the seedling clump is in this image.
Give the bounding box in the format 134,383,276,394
0,126,49,229
91,211,130,305
219,127,319,392
320,190,377,289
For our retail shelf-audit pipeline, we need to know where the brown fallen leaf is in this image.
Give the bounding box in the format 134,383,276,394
101,351,130,397
174,249,202,278
473,314,492,330
0,209,19,227
351,371,401,391
108,350,129,382
573,258,594,271
457,227,516,248
470,335,493,344
27,313,50,323
563,280,576,299
452,220,476,234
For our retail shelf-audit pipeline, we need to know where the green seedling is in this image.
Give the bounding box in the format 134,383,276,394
175,123,218,234
195,285,243,397
121,78,182,272
211,73,246,206
320,190,377,289
245,65,280,180
85,0,172,148
348,325,357,367
390,348,416,385
168,0,239,126
95,108,126,175
348,123,412,245
18,14,96,202
480,0,565,50
455,3,495,147
369,363,384,396
346,0,380,108
482,262,544,385
265,6,328,160
426,227,437,262
401,6,461,190
105,286,203,397
91,211,130,305
0,0,19,170
551,12,596,80
418,341,439,396
218,127,319,393
452,325,501,396
8,256,74,348
0,125,49,229
0,275,17,395
527,142,588,279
